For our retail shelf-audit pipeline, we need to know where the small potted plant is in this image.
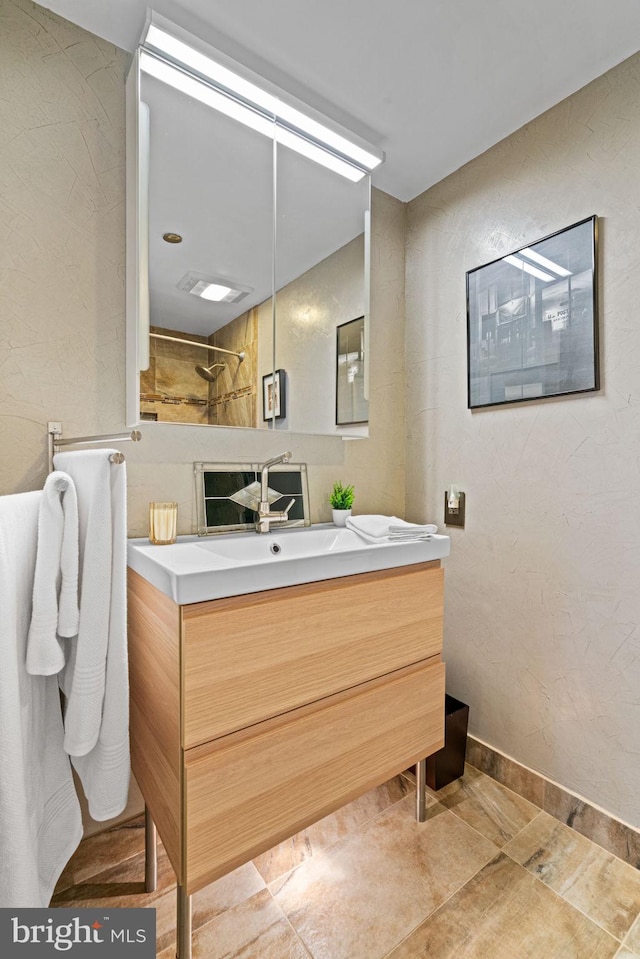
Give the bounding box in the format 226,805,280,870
329,481,354,527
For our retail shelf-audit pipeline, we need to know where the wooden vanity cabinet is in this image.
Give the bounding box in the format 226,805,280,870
128,560,446,896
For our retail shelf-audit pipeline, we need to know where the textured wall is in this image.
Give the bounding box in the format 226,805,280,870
406,51,640,827
272,235,365,435
7,0,637,835
0,0,407,534
0,0,127,490
0,0,406,832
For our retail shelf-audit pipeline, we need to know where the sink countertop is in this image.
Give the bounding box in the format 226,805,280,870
127,524,450,605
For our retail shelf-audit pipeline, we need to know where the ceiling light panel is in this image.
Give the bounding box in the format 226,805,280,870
177,271,253,304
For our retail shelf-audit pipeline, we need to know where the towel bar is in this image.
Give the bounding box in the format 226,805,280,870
47,422,141,473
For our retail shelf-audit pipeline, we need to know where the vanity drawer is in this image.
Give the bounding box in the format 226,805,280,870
183,658,445,892
181,563,444,748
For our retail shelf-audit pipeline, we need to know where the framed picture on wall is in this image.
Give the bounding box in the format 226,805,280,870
262,369,286,420
466,215,599,409
336,316,369,426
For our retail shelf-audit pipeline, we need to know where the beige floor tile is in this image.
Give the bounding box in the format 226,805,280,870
120,861,263,955
544,782,640,869
387,852,619,959
253,774,412,883
54,816,145,893
505,810,640,940
271,796,498,959
624,914,640,951
146,886,180,953
186,889,311,959
53,846,173,908
436,763,540,846
154,862,267,955
466,737,545,806
54,841,265,956
49,771,640,959
53,844,177,954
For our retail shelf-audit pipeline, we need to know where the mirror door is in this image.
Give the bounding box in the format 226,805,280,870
126,25,376,436
140,68,274,428
273,136,369,434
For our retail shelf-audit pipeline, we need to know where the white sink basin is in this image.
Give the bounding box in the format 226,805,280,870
127,524,450,604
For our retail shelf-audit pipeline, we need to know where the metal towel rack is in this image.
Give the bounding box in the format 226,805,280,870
47,421,142,473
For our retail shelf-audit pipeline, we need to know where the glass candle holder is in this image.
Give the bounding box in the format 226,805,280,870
149,502,177,545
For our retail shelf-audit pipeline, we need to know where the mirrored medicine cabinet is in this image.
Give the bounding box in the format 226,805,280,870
125,14,381,438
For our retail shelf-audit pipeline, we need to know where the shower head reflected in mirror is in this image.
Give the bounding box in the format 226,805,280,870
195,362,225,382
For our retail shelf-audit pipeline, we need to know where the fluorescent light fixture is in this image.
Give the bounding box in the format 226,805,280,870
139,51,273,138
503,254,555,282
274,125,365,182
140,20,382,180
521,247,571,277
177,271,252,304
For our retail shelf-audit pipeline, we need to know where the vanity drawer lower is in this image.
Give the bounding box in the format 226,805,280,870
183,658,445,893
182,563,444,748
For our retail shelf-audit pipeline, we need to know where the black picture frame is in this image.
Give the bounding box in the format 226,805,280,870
336,316,368,426
262,369,286,421
466,215,599,409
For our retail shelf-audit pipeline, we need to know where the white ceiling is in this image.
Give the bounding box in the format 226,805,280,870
39,0,640,202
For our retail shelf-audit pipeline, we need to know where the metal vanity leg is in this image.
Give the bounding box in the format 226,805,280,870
144,805,158,893
416,758,427,822
176,885,193,959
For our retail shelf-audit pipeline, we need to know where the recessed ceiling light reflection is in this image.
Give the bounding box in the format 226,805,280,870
503,254,554,282
521,247,571,277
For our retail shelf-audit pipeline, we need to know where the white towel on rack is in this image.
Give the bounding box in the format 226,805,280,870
346,514,438,543
26,472,79,677
53,450,130,821
0,490,82,907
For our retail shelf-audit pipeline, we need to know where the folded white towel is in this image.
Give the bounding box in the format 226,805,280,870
0,490,82,907
54,450,130,821
389,522,438,535
388,520,438,541
346,514,438,544
27,471,79,677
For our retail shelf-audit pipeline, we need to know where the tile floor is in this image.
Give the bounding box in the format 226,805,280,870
53,765,640,958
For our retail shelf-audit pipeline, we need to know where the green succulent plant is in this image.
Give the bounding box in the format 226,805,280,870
329,481,355,510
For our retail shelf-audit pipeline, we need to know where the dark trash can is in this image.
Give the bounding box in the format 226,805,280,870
426,694,469,791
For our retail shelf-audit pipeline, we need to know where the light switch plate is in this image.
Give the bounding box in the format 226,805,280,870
444,491,465,528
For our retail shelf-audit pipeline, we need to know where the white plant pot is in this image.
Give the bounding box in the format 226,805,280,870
332,508,352,527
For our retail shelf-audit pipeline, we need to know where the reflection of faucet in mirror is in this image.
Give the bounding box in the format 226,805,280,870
256,451,295,533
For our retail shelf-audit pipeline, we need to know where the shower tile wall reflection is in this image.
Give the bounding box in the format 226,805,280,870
140,316,257,427
140,326,210,424
208,308,258,428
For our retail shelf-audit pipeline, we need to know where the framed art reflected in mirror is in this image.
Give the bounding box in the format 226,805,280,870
336,316,368,426
466,216,599,409
263,369,286,421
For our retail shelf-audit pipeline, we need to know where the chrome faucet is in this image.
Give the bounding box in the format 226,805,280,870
256,451,295,533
